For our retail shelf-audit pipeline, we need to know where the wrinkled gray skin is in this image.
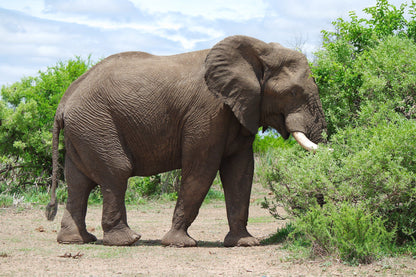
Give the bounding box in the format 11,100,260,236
46,35,326,247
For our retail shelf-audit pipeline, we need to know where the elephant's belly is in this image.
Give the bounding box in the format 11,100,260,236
129,138,182,177
132,156,182,177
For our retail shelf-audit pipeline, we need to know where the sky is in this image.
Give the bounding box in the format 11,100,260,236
0,0,409,87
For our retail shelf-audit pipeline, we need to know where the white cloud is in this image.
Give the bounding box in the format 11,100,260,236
1,0,224,51
130,0,269,21
0,0,43,15
0,0,412,86
44,0,137,15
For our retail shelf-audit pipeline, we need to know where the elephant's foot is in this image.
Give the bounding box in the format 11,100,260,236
223,231,260,247
57,226,97,244
161,229,197,247
103,227,141,246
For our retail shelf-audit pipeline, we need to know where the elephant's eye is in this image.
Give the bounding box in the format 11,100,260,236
290,85,303,97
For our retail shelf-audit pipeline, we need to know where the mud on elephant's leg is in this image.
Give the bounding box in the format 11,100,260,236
220,147,260,247
101,184,141,246
57,158,97,244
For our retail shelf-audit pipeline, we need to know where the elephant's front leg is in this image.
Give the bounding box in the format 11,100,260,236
161,159,220,247
220,146,260,247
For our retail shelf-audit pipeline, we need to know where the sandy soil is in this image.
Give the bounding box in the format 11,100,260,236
1,186,416,276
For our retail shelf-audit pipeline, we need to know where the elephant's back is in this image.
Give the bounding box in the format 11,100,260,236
98,49,209,69
102,51,155,64
59,48,213,131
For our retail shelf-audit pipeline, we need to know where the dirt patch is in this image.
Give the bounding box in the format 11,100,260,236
1,188,415,276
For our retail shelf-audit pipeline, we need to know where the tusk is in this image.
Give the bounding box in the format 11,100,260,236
292,132,318,152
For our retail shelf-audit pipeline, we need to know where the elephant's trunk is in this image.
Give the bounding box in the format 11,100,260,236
292,131,318,152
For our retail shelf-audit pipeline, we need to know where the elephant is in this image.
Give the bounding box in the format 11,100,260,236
45,35,326,247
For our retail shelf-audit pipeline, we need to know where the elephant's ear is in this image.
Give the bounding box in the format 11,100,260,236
204,36,266,134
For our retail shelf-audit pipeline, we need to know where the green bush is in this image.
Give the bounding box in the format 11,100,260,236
314,35,416,135
0,194,14,207
0,57,93,193
356,36,416,119
261,222,296,245
262,5,416,260
321,0,410,53
292,203,395,264
253,131,296,153
260,106,416,243
312,39,360,135
125,171,224,204
313,0,416,136
132,170,180,199
263,4,416,257
128,176,163,199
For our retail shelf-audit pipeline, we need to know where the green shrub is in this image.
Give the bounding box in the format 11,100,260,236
354,36,416,122
0,57,93,192
260,106,416,243
292,203,395,264
261,222,296,245
126,170,181,201
128,176,163,199
259,1,416,262
313,0,416,136
253,131,296,153
0,194,14,207
321,0,409,53
314,36,416,135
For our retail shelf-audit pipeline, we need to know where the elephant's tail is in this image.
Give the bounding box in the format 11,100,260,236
45,113,63,221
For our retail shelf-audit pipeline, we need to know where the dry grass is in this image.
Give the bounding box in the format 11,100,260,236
1,184,415,276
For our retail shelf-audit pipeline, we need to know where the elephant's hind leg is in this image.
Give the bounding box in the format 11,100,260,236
58,157,97,244
101,180,141,246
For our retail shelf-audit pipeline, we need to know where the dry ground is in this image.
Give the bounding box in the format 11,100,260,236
1,184,416,276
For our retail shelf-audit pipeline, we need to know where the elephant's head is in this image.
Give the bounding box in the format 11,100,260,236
205,35,326,150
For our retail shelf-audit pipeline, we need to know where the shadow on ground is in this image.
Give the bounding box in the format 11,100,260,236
91,239,225,248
